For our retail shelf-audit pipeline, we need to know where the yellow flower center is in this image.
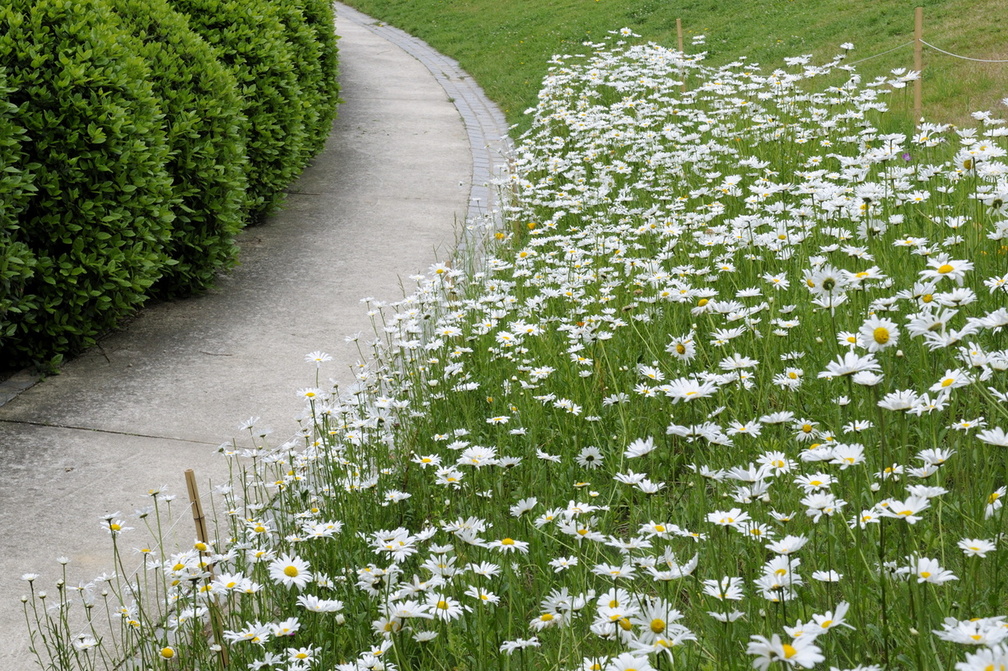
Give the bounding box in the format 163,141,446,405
920,571,932,579
284,566,299,578
110,523,121,531
540,613,554,621
650,618,666,633
937,264,954,274
697,298,709,307
941,378,954,387
501,538,515,545
782,643,798,659
437,600,449,610
676,343,686,355
160,647,175,659
873,327,890,344
821,620,832,628
922,293,933,303
654,525,666,532
619,617,633,631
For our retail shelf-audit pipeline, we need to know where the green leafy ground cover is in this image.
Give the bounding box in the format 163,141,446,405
24,23,1008,671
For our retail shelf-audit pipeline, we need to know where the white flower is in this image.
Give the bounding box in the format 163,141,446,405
747,633,824,670
268,554,312,590
977,426,1008,447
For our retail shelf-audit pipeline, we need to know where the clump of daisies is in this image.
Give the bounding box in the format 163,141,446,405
25,27,1008,671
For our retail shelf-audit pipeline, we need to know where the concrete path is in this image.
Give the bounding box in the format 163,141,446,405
0,6,509,667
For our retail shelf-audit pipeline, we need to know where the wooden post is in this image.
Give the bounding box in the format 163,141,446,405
185,469,230,667
914,6,923,127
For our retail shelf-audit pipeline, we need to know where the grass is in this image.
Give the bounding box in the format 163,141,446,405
342,0,1008,134
22,10,1008,671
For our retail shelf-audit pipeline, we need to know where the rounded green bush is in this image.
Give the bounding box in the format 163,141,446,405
0,67,37,349
271,0,324,164
0,0,175,370
109,0,250,298
277,0,341,159
170,0,306,220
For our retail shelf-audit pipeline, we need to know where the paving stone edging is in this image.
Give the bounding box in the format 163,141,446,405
335,3,513,249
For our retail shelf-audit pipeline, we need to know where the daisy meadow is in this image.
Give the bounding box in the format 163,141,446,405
24,23,1008,671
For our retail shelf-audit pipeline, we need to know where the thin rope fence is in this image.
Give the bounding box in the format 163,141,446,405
920,39,1008,64
844,41,915,67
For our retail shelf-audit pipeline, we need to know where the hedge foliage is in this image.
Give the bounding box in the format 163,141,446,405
0,67,37,346
0,0,176,369
287,0,342,158
0,0,340,371
170,0,307,220
109,0,250,299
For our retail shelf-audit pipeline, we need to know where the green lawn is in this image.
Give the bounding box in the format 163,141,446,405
342,0,1008,133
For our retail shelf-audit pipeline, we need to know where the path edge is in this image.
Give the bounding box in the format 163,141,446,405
334,2,513,263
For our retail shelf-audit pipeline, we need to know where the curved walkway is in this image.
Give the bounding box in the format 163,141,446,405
0,7,509,667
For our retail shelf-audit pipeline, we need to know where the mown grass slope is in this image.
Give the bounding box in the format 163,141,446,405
343,0,1008,133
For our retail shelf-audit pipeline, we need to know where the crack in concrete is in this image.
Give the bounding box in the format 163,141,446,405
0,418,220,446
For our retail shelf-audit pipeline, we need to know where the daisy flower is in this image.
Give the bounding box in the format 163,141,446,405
920,254,973,285
746,633,824,670
487,537,530,554
903,556,958,584
268,554,312,590
977,427,1008,447
858,315,899,352
958,538,997,558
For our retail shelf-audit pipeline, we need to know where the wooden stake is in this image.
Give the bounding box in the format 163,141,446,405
914,6,923,127
185,469,230,667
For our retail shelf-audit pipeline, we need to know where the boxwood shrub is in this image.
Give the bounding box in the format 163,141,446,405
0,67,37,349
271,0,324,165
0,0,175,370
271,0,341,161
297,0,341,158
109,0,250,298
170,0,306,220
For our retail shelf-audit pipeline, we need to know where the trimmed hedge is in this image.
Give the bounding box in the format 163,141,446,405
109,0,250,298
0,67,37,348
284,0,342,158
0,0,175,370
0,0,340,370
170,0,307,220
